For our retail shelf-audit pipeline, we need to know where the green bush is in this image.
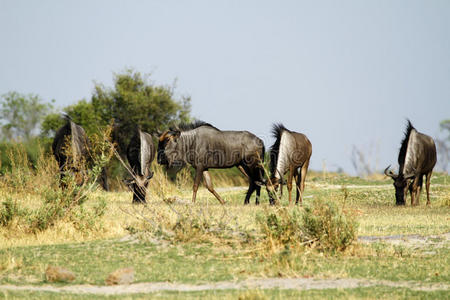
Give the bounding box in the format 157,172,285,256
302,199,357,252
257,208,303,246
0,127,113,233
0,197,27,227
257,199,358,253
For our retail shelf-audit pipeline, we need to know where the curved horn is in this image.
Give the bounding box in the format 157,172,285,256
384,165,398,179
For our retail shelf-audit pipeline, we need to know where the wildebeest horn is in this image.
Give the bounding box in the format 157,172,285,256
146,171,154,180
123,178,135,185
384,165,398,179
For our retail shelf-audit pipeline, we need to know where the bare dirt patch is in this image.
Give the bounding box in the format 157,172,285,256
358,232,450,249
0,278,448,295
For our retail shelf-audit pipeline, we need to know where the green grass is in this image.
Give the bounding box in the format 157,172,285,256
0,231,448,286
0,171,448,297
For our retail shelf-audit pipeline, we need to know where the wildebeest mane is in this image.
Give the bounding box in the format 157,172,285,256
269,123,288,175
172,120,219,132
398,119,415,172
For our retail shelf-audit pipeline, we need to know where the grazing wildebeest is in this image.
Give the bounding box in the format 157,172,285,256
126,128,155,203
266,124,312,205
384,120,436,206
52,115,109,190
157,121,265,205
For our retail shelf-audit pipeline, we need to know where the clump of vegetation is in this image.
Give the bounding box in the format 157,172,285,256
0,197,27,227
257,208,303,248
0,127,113,234
302,199,358,252
128,198,242,245
172,206,240,242
257,199,358,253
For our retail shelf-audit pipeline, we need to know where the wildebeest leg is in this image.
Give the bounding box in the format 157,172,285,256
237,165,249,180
294,169,301,205
287,167,294,205
255,184,261,205
298,159,310,206
100,167,109,191
279,181,283,198
241,165,254,205
203,170,225,204
415,175,423,205
192,168,203,203
425,171,432,205
59,172,67,189
410,176,420,206
244,182,255,205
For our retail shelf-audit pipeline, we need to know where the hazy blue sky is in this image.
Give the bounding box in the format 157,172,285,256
1,0,449,174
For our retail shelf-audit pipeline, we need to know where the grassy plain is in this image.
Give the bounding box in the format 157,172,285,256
0,157,449,298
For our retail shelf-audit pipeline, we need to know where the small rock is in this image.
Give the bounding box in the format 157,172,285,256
105,267,135,285
45,266,76,283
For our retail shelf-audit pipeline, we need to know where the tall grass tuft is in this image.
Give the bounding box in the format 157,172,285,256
257,198,358,253
302,199,358,252
0,126,114,234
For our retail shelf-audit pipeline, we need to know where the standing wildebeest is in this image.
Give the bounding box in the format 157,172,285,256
266,124,312,205
384,120,436,206
52,115,109,190
157,121,265,205
126,128,155,203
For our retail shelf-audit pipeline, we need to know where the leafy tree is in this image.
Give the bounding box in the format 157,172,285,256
91,70,191,153
0,92,54,141
41,69,191,154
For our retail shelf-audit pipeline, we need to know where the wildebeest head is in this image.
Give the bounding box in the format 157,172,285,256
265,171,286,205
157,130,184,167
265,176,279,204
123,171,154,203
384,166,415,205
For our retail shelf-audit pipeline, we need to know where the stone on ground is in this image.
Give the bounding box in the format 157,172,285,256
45,265,76,283
105,267,135,285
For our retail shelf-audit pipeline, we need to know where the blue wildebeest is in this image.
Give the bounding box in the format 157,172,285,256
266,124,312,205
126,128,155,203
384,120,436,206
157,121,265,205
52,115,109,190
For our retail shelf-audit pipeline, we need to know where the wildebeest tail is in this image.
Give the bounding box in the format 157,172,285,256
261,143,265,163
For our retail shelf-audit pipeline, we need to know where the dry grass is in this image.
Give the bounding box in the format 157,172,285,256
0,140,449,253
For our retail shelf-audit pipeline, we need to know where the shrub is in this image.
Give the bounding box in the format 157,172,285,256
0,197,27,227
257,199,358,253
302,199,358,252
0,127,113,233
257,208,303,247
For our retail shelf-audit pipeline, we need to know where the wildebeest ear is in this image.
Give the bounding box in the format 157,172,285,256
172,130,181,138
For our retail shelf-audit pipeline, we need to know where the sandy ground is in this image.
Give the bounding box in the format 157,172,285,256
2,232,447,295
0,277,448,295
